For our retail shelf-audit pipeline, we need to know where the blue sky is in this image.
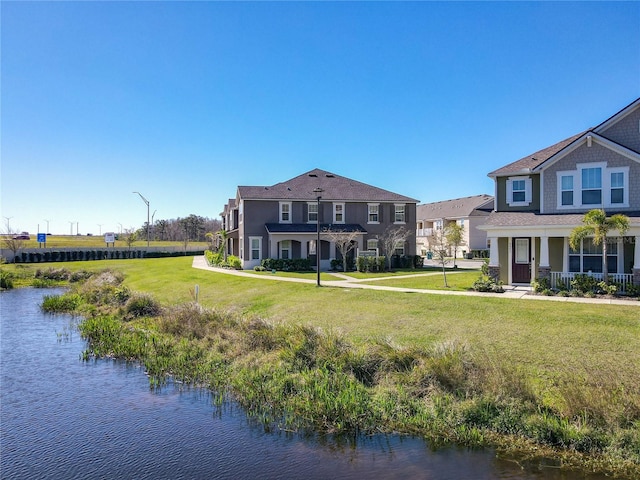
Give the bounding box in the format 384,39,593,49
2,1,638,236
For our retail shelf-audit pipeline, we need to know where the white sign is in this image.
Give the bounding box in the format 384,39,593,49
104,232,116,243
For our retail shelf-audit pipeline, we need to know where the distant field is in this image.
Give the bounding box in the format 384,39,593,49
2,235,208,249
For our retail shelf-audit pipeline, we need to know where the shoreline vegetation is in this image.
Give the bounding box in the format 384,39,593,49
3,258,639,478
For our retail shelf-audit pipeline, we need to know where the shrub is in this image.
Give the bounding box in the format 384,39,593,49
125,293,163,318
261,258,312,272
531,277,551,293
0,271,14,289
42,293,82,312
472,275,504,293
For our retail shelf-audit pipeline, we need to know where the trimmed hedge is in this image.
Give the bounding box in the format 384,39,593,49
261,258,313,272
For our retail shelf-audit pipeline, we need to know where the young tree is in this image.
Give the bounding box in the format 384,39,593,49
123,228,138,251
321,227,361,272
429,228,451,287
216,229,229,260
1,230,26,263
379,226,410,270
569,209,630,283
445,222,465,268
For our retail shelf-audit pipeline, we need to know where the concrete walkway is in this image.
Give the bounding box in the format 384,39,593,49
192,256,639,306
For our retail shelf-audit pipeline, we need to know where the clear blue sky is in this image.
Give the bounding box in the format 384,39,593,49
2,1,638,236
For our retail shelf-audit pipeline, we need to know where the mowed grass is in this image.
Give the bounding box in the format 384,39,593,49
6,257,639,389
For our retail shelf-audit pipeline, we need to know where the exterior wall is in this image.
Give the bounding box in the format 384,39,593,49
467,216,490,251
543,143,640,214
238,199,416,268
496,174,540,212
498,237,509,284
599,107,640,153
548,237,564,272
624,237,635,273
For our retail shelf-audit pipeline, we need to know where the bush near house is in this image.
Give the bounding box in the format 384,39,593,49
261,258,312,272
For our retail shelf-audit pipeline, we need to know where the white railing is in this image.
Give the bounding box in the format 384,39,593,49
416,228,434,237
550,271,634,293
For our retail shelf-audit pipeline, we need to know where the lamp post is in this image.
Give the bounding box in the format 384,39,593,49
313,187,324,287
133,191,150,247
43,219,50,234
3,216,13,233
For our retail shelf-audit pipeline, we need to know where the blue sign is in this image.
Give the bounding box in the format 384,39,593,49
37,233,46,243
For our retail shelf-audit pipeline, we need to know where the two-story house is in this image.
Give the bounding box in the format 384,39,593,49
416,194,494,258
220,168,419,270
480,98,640,290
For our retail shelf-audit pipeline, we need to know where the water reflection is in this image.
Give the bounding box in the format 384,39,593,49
1,288,606,479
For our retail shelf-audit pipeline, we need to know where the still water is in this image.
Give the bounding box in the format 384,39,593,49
1,288,605,479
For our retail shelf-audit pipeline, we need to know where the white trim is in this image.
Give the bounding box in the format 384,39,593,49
556,163,629,209
367,203,380,224
307,202,318,223
333,202,345,224
249,236,262,262
506,176,532,207
279,202,292,224
394,203,406,224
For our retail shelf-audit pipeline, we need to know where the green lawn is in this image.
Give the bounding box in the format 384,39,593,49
5,234,208,249
5,257,638,383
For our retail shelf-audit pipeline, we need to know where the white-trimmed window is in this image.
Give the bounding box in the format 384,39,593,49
280,240,291,260
239,201,244,224
435,220,443,231
309,239,317,255
239,236,243,259
367,239,378,251
556,164,628,209
333,203,345,223
368,204,379,223
250,237,262,261
581,167,602,205
569,238,618,274
394,204,406,223
279,202,292,223
307,202,318,223
506,176,532,206
560,174,574,206
394,242,405,256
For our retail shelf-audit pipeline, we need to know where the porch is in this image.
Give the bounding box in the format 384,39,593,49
550,271,635,294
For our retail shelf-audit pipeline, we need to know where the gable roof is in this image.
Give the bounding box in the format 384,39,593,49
488,97,640,177
417,194,494,220
238,168,419,203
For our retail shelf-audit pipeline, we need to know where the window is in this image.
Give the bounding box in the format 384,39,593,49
368,204,379,223
512,180,526,203
557,164,627,209
394,242,405,256
506,176,532,206
611,172,624,204
308,202,318,223
394,204,405,223
309,239,317,255
333,203,344,223
569,238,618,274
515,239,529,264
458,219,465,227
279,202,291,223
581,167,602,205
367,239,378,251
280,240,291,260
435,220,443,231
250,237,261,261
561,175,574,206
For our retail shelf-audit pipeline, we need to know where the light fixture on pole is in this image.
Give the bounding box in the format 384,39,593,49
43,219,50,234
133,191,150,247
313,187,324,287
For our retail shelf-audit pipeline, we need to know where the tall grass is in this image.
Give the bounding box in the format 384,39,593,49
20,258,640,477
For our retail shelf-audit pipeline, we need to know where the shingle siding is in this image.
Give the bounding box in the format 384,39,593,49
598,106,640,153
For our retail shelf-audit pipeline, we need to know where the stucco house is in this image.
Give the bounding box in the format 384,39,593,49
479,97,640,290
416,194,494,258
220,168,419,270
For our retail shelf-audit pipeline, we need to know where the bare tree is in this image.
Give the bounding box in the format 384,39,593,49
430,228,451,287
1,230,26,263
321,227,361,272
378,226,410,270
445,222,465,268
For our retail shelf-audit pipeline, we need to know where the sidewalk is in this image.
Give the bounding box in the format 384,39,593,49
192,256,639,306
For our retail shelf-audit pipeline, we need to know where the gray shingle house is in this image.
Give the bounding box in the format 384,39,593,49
416,194,494,258
479,98,640,289
221,169,419,270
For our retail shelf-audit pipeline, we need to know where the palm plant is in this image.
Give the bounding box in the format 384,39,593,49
569,209,629,283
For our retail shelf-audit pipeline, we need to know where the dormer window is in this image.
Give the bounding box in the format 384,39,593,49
506,176,532,207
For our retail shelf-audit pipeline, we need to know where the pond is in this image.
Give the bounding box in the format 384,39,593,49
0,288,606,479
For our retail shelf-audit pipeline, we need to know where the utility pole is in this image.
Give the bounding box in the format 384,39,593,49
133,192,150,247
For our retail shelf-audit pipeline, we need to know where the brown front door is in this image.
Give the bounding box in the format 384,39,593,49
512,238,531,283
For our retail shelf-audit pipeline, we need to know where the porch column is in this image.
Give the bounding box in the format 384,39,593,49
634,236,640,286
538,236,551,282
301,240,308,260
488,236,500,281
270,238,278,259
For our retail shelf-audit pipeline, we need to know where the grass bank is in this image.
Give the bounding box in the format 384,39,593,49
7,258,640,477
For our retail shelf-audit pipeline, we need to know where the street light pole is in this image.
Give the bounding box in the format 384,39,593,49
313,188,324,287
133,191,150,247
43,219,50,234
